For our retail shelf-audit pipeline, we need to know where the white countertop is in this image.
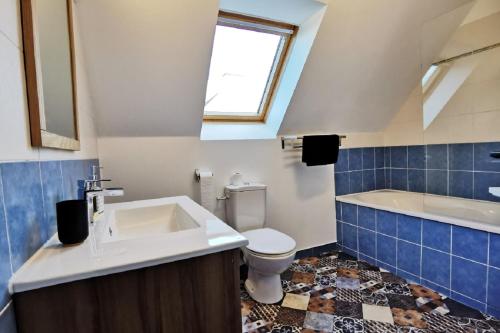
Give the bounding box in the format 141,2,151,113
9,196,248,294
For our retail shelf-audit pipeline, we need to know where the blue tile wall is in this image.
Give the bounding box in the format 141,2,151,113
335,142,500,202
0,159,98,313
335,200,500,317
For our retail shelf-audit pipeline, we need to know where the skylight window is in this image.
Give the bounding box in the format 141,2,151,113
204,12,297,122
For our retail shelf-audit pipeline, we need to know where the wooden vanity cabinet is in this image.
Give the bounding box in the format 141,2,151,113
14,249,242,333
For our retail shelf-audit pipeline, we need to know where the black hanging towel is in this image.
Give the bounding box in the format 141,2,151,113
302,135,340,166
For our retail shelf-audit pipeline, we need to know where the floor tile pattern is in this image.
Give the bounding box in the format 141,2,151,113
241,251,500,333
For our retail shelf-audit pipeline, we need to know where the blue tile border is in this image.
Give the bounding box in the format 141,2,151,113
335,199,500,317
334,142,500,202
0,159,97,321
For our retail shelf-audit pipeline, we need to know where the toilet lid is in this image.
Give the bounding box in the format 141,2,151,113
242,228,296,255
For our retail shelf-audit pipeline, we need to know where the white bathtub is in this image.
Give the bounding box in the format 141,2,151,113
336,190,500,234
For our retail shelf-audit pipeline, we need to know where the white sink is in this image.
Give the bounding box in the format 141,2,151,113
98,201,200,243
490,187,500,198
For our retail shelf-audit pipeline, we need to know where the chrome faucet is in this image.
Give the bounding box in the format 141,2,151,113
83,166,124,224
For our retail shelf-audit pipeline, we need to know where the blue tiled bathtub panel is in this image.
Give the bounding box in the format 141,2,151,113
0,159,98,314
335,200,500,317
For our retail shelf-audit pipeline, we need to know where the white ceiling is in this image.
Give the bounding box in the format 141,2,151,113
76,0,473,137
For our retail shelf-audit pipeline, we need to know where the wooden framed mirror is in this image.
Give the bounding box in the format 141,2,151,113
20,0,80,151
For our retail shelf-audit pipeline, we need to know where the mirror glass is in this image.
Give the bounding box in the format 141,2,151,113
22,0,79,150
420,0,500,144
35,0,76,139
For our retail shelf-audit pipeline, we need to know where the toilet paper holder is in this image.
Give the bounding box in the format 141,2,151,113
194,169,228,200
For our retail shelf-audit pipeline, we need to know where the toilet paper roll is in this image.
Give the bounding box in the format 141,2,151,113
230,172,244,186
199,171,215,213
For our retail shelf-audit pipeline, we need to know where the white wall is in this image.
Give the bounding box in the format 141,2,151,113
98,137,336,251
0,0,98,163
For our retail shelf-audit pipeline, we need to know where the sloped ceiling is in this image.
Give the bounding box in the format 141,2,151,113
76,0,473,137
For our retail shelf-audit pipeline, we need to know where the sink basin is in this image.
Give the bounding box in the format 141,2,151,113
99,202,200,243
490,187,500,198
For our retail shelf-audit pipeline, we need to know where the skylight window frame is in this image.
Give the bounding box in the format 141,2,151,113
203,11,298,123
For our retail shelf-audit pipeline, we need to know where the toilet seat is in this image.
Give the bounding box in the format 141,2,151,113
242,228,296,255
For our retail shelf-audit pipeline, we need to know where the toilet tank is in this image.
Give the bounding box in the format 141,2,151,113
224,184,266,232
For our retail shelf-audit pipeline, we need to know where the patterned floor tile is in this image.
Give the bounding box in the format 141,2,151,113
303,312,335,332
391,308,428,329
240,250,497,333
307,297,336,314
332,316,364,333
360,290,389,306
275,308,307,327
270,323,302,333
282,293,310,311
292,272,316,285
335,300,363,319
362,304,394,324
386,294,418,311
408,284,442,301
299,257,320,267
359,270,382,283
337,268,360,279
336,277,360,290
314,274,336,288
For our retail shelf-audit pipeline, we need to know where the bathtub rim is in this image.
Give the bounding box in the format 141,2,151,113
336,189,500,235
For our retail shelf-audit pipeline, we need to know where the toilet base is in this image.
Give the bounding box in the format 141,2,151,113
245,267,284,304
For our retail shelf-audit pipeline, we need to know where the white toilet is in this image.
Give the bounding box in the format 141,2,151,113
225,183,296,304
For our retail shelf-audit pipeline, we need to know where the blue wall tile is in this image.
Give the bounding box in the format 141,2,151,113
488,267,500,309
358,206,375,231
376,210,397,236
342,203,357,225
362,169,375,192
336,221,343,246
449,144,473,171
0,175,11,309
1,162,45,271
422,248,450,288
343,223,357,251
397,240,421,276
408,145,425,169
427,144,448,170
452,226,488,264
375,147,385,169
451,257,487,302
390,147,407,168
377,234,396,266
384,147,391,168
375,169,385,190
349,148,363,171
397,269,420,284
408,169,425,193
358,229,376,258
474,172,500,202
397,215,421,243
61,160,87,200
449,171,473,199
40,161,64,242
422,219,450,252
390,169,408,191
335,149,349,173
362,148,375,169
474,142,500,172
426,170,448,196
450,292,486,313
349,171,363,193
335,201,341,220
490,234,500,268
334,172,349,196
